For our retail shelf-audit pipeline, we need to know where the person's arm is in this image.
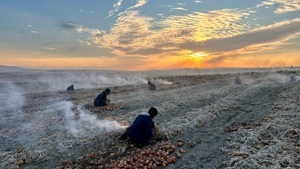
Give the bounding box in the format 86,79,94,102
145,119,154,138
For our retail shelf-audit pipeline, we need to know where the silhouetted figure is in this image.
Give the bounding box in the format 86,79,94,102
235,76,242,84
128,107,158,147
148,81,156,91
67,84,74,91
94,88,111,107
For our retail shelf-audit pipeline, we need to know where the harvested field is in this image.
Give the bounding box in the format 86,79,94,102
0,68,299,169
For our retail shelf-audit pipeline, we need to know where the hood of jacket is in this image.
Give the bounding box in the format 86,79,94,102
139,112,150,116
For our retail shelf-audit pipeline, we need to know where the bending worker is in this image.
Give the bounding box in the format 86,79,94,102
94,88,111,107
128,107,158,147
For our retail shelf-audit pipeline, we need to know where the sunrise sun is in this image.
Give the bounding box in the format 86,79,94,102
189,52,208,61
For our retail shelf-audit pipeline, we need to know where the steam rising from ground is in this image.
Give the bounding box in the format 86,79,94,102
62,101,127,138
0,83,24,115
0,84,127,168
153,79,173,85
38,72,148,91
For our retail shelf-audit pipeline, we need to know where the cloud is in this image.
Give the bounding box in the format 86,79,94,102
182,18,300,53
257,0,300,13
169,3,187,11
194,0,202,3
87,9,250,57
108,0,148,18
92,10,154,54
76,25,105,36
45,47,59,51
189,19,300,65
171,7,188,11
79,3,298,63
60,21,77,29
108,0,124,17
128,0,148,9
177,3,186,6
30,30,39,34
127,48,165,55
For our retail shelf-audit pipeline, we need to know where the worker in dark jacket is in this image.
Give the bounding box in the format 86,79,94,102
128,107,158,147
67,84,74,91
94,88,111,107
148,81,156,91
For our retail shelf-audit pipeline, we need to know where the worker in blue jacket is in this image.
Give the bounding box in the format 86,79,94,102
128,107,158,147
94,88,111,107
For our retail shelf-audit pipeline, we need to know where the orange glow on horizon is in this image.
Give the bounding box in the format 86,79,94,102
1,50,299,70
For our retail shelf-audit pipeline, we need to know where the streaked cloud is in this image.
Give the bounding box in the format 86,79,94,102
257,0,300,13
76,25,105,36
45,47,58,51
108,0,148,17
184,18,300,53
60,21,77,29
191,19,300,66
108,0,123,17
92,10,154,55
171,7,188,11
87,9,250,57
30,30,39,34
128,0,148,9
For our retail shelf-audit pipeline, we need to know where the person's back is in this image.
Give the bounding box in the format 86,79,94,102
128,107,158,147
128,112,153,145
94,88,110,107
67,84,74,91
148,81,156,91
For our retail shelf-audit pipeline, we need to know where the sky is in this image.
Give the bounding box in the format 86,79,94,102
0,0,299,70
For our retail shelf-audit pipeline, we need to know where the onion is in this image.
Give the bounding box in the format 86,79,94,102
179,148,186,153
175,152,182,158
162,161,168,168
117,162,124,168
167,157,173,164
178,141,183,147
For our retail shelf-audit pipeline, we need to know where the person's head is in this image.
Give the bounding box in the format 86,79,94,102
148,107,158,118
105,88,111,95
71,84,74,87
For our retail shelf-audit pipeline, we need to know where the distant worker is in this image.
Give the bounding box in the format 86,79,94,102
235,76,242,84
128,107,158,147
148,81,156,91
94,88,111,107
67,84,74,91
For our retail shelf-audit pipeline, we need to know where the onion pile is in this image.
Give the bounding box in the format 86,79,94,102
88,104,120,113
108,140,186,169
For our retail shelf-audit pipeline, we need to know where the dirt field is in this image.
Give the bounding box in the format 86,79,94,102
0,68,299,169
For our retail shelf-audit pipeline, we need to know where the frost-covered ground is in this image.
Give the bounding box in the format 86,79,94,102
0,68,299,169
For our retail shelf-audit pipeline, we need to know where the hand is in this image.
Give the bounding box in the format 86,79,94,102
153,124,159,133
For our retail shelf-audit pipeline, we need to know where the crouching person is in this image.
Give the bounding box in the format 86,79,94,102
128,107,158,147
67,84,74,91
94,88,111,107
